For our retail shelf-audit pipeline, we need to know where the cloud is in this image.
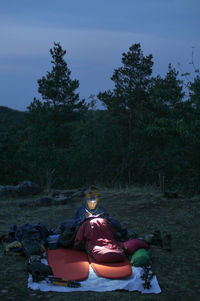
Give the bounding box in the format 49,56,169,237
0,19,195,60
1,19,198,73
0,19,199,107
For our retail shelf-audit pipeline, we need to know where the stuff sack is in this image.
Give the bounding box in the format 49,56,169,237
123,238,149,255
130,248,151,267
4,241,24,256
22,238,45,257
28,261,53,282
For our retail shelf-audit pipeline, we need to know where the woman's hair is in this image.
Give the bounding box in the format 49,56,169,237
85,185,98,200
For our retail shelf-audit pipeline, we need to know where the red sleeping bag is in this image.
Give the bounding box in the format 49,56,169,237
123,238,149,255
75,217,126,263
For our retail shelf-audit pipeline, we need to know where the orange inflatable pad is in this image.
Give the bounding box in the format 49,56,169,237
88,256,132,279
47,248,89,281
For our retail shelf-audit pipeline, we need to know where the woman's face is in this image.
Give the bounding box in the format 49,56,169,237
85,189,99,210
87,198,98,210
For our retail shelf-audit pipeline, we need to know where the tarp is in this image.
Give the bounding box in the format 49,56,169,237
28,259,161,294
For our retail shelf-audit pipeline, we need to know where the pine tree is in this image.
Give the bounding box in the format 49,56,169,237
28,42,85,119
97,43,154,185
98,43,153,112
26,42,86,188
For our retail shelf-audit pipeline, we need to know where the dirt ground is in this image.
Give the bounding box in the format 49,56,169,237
0,186,199,301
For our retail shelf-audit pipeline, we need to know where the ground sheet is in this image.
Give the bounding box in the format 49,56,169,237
28,259,161,294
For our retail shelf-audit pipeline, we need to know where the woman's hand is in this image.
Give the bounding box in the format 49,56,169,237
86,211,93,218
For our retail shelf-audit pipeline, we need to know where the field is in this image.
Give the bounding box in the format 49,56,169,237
0,186,199,301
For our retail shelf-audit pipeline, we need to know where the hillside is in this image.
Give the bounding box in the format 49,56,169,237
0,106,27,131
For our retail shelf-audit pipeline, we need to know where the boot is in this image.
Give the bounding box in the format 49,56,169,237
151,230,163,247
144,230,162,247
144,233,154,244
162,234,172,251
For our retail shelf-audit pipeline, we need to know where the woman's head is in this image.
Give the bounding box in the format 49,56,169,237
85,186,99,210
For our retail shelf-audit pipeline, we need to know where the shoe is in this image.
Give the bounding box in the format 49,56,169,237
144,233,154,244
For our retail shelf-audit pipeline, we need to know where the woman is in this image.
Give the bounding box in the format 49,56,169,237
74,186,126,263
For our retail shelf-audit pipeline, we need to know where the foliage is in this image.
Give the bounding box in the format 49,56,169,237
97,44,154,184
0,43,199,194
24,42,87,187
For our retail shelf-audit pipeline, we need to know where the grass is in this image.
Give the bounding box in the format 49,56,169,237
0,186,199,301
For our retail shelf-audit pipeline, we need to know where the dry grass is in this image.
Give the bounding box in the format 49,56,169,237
0,186,199,301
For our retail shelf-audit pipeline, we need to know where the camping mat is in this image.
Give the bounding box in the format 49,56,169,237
28,259,161,294
47,248,89,281
88,255,132,279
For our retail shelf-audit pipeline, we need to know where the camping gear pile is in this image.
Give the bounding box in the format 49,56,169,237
1,221,168,292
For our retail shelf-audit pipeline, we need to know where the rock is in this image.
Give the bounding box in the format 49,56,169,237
16,181,41,196
34,197,54,207
0,289,8,293
0,181,41,197
29,293,37,297
0,185,17,197
122,221,131,226
52,189,84,199
164,191,178,199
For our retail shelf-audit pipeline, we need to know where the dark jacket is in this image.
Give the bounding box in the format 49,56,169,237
59,205,124,244
74,205,123,235
11,223,49,244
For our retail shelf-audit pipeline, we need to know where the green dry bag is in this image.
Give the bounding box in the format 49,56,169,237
130,248,151,267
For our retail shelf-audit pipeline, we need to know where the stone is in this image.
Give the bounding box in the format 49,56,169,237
0,289,8,293
0,181,41,197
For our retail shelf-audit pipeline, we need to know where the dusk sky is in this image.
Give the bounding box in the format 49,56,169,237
0,0,199,111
